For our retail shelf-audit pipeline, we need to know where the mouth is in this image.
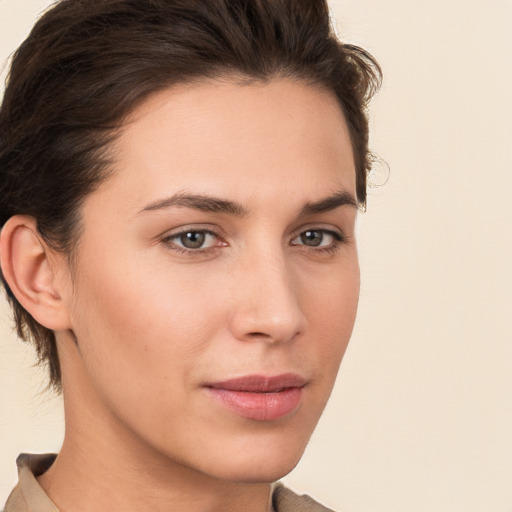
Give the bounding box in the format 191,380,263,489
203,374,307,421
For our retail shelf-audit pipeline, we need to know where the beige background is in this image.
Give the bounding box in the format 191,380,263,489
1,0,511,510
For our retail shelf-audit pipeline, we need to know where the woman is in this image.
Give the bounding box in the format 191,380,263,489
0,0,381,511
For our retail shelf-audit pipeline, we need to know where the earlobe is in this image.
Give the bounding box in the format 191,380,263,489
0,215,72,331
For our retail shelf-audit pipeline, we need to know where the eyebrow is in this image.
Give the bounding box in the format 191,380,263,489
139,189,358,217
299,190,358,215
139,192,248,216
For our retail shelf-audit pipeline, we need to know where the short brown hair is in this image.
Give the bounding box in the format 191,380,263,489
0,0,381,391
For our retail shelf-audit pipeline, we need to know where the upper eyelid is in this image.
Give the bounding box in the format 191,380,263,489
290,225,344,239
164,229,218,240
161,229,223,254
159,223,347,241
161,225,344,239
290,228,343,245
161,225,222,239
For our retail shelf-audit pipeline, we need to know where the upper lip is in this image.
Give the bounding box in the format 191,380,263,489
205,373,307,392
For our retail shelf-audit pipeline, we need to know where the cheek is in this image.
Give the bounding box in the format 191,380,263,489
304,259,360,368
69,255,226,397
67,258,232,452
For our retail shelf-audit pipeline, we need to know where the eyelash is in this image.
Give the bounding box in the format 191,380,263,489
161,227,346,256
290,229,345,255
161,228,225,256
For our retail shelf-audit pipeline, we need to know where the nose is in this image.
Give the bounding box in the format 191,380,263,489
228,251,308,345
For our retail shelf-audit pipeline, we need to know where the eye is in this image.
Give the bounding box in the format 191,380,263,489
291,229,342,248
163,229,221,251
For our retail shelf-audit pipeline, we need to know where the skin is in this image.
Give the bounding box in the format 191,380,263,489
3,78,360,512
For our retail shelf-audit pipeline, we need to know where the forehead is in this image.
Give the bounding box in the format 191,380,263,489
90,78,356,215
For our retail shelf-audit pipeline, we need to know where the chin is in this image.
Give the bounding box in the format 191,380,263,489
205,438,308,484
191,408,323,484
231,461,302,484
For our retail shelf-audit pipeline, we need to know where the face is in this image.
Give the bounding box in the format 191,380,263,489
59,78,360,483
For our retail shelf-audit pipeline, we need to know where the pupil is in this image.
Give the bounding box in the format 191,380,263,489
181,231,205,249
301,230,322,246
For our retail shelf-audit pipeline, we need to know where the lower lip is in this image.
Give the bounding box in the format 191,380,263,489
205,387,303,421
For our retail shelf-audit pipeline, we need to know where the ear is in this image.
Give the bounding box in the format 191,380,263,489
0,215,72,331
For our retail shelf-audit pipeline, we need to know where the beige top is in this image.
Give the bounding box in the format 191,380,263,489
3,454,336,512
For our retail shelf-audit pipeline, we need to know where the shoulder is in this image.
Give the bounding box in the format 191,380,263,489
272,483,338,512
3,454,59,512
3,484,27,512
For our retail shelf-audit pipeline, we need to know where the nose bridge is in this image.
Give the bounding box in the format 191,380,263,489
229,242,307,344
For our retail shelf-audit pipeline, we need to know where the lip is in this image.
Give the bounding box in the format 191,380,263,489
204,373,307,421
